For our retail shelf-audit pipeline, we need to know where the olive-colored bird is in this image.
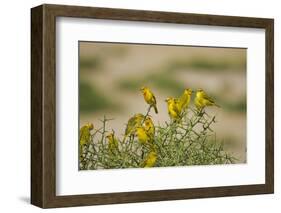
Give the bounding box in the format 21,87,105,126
136,126,149,144
144,116,155,141
106,132,119,152
165,97,181,120
79,123,94,161
140,87,158,114
194,88,220,110
142,151,157,168
124,113,145,137
79,123,94,147
179,88,193,112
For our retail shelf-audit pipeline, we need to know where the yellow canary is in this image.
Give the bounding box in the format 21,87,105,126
144,116,155,141
142,151,157,168
136,127,149,144
79,123,94,161
79,123,94,147
125,113,145,137
179,88,193,111
106,133,119,152
140,87,158,114
165,97,181,120
194,89,220,110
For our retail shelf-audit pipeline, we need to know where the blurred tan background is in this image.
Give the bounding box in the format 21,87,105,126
79,42,246,163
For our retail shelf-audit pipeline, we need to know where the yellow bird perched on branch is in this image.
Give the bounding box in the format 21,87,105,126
142,151,157,168
179,88,193,112
124,113,145,137
106,132,119,153
136,126,149,144
165,97,181,120
79,123,94,161
144,116,155,141
194,88,220,110
140,87,158,114
79,123,94,147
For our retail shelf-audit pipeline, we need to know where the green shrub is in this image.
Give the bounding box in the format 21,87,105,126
79,106,235,170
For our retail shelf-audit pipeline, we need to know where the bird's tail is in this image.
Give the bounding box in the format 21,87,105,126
153,105,158,114
214,103,221,108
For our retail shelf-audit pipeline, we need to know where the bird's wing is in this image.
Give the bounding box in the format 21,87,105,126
79,127,86,140
179,93,186,104
126,119,135,135
174,99,181,112
152,93,157,104
172,103,180,114
202,93,215,103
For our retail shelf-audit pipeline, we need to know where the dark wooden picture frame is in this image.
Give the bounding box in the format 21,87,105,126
31,4,274,208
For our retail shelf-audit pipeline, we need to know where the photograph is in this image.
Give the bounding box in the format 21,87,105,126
30,4,274,208
78,41,247,170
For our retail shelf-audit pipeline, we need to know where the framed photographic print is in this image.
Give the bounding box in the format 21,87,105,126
31,4,274,208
